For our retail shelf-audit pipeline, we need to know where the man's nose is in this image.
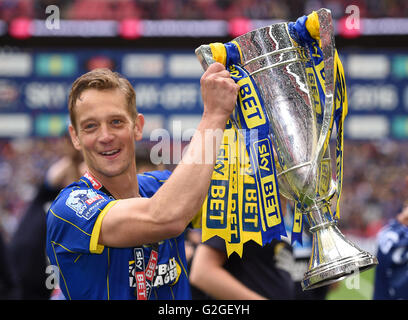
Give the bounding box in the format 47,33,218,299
98,124,115,143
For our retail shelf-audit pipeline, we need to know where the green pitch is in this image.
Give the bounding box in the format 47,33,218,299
326,267,376,300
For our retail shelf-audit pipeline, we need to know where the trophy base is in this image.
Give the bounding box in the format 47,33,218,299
301,251,378,290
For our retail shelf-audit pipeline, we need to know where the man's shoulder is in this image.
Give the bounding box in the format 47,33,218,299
47,178,109,223
137,170,172,197
50,179,91,206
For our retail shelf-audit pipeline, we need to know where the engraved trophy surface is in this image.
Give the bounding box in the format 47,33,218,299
196,8,378,290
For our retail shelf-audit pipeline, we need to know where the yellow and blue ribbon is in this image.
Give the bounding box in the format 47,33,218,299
227,60,286,244
201,41,286,257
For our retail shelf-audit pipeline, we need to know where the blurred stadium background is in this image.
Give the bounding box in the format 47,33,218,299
0,0,407,300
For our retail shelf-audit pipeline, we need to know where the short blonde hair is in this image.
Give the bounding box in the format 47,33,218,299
68,68,137,130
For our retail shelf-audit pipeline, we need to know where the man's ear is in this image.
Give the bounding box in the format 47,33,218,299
134,113,145,141
68,124,81,151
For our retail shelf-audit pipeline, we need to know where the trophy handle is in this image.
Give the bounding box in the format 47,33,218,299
195,45,216,71
309,8,335,182
300,8,336,205
195,44,242,129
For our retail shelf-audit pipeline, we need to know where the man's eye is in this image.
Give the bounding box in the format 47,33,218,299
112,119,123,126
84,123,96,130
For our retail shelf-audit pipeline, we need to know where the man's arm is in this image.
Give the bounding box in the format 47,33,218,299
189,244,267,300
98,63,239,247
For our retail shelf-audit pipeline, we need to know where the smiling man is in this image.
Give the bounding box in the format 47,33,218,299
46,65,238,300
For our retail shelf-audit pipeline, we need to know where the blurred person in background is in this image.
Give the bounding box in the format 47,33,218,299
189,198,296,300
7,134,84,300
0,226,18,299
184,228,209,299
189,202,332,300
135,143,165,173
189,235,296,300
373,201,408,299
46,65,238,300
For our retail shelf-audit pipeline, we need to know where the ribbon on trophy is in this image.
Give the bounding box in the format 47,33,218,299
288,11,348,246
200,42,286,257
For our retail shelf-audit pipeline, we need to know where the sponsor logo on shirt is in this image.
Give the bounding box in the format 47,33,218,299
84,171,102,190
129,257,181,290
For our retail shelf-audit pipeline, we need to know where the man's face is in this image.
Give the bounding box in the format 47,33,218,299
69,88,143,179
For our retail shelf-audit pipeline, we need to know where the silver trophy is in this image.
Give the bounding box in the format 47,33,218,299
196,8,377,290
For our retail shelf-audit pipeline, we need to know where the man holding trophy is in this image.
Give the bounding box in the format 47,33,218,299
46,8,377,300
46,64,239,299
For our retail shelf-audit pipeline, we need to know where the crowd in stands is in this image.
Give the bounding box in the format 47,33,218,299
339,140,408,238
0,0,407,22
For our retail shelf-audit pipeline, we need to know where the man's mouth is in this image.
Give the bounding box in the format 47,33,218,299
100,149,120,157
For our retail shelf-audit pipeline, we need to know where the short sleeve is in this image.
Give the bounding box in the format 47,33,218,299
47,187,117,255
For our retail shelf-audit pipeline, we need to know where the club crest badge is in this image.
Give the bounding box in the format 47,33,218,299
66,189,105,219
